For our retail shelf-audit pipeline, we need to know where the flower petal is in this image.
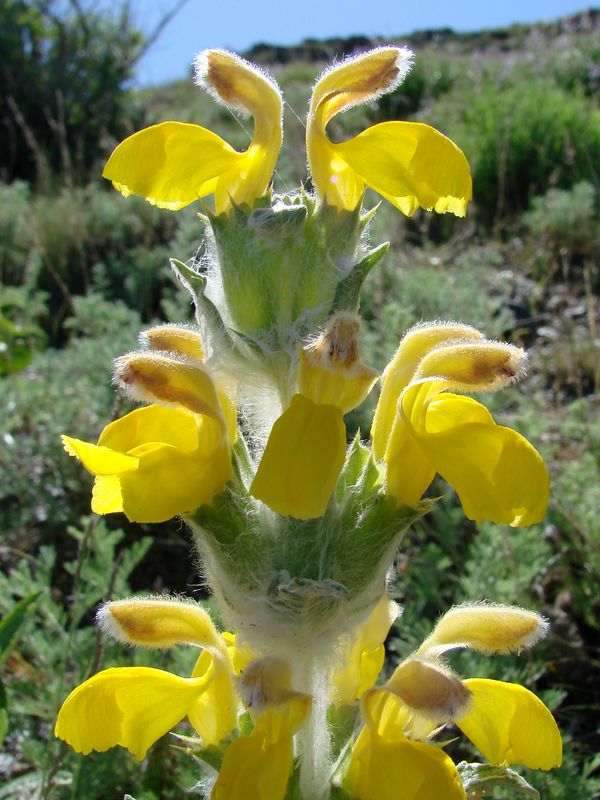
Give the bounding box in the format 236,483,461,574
371,323,483,461
103,121,242,210
119,440,231,522
98,405,200,454
91,475,124,514
333,597,399,705
114,353,226,428
250,394,346,520
307,48,414,210
62,435,138,476
188,650,238,745
336,121,472,217
419,604,548,657
211,662,310,800
211,727,293,800
458,679,562,770
384,415,435,508
402,390,550,526
99,598,226,652
55,667,211,760
345,726,466,800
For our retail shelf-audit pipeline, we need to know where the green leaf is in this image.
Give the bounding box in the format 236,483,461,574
457,761,541,798
0,678,7,747
0,592,41,666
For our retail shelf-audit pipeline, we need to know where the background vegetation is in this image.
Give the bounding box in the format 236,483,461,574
1,2,599,798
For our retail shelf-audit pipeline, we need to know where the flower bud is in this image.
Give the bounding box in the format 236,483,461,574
299,313,378,414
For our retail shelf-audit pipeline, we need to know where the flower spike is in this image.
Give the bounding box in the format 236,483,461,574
307,47,472,215
103,50,282,214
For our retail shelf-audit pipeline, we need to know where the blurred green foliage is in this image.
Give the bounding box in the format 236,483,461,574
0,0,144,186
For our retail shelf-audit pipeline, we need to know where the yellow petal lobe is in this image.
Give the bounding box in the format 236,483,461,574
337,122,472,217
250,394,346,519
98,405,200,453
345,725,466,800
188,650,238,745
103,121,241,210
91,475,124,514
394,384,550,525
458,678,562,770
119,438,231,522
333,597,399,705
55,667,212,760
62,435,138,475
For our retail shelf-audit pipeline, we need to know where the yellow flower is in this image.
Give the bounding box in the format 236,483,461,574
103,50,282,214
212,657,311,800
57,605,311,800
343,602,562,800
62,325,235,523
55,599,238,759
373,324,549,526
62,404,231,523
307,47,472,215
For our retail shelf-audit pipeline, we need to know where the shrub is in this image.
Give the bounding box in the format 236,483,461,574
0,0,144,185
429,82,600,226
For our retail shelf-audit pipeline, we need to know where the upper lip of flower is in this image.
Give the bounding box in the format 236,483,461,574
102,49,283,215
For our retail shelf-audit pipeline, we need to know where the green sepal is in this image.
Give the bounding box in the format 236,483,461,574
238,710,253,737
457,761,541,798
336,433,381,502
169,733,225,771
331,242,390,314
231,435,255,491
170,258,242,351
327,703,361,764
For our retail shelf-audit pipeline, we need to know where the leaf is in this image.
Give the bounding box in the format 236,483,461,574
457,761,541,798
0,678,7,747
0,592,41,666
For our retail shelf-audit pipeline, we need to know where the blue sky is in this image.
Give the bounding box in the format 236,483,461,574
117,0,594,86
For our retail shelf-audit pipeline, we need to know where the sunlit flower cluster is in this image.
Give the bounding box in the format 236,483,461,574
57,46,559,800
